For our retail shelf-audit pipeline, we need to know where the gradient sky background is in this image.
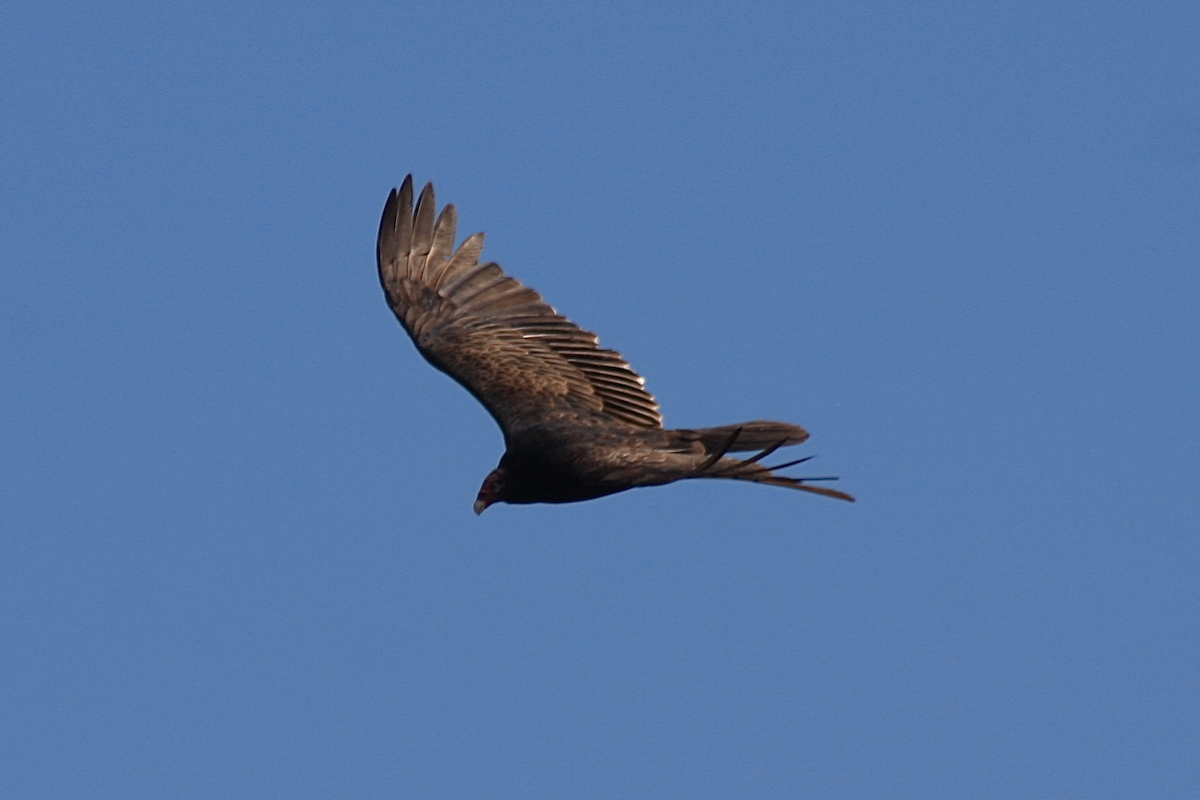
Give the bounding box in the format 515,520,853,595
3,2,1198,798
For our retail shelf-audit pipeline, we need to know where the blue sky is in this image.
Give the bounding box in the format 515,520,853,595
3,2,1197,797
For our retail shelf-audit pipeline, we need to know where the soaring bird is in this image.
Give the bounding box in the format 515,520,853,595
377,176,854,513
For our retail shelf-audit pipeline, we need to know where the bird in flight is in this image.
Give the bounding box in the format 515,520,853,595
377,176,854,513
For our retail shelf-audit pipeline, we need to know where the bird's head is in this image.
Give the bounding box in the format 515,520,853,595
473,468,507,515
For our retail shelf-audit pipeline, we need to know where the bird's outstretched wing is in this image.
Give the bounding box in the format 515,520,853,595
377,176,663,436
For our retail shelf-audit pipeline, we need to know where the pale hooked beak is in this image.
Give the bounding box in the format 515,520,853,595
473,498,488,515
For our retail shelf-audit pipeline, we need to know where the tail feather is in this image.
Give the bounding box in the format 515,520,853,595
694,447,855,503
684,421,809,453
732,468,857,502
669,421,853,502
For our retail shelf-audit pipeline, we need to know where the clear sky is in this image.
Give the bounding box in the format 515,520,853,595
3,2,1197,798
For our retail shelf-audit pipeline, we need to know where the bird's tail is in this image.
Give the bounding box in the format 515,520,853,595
688,424,855,502
682,421,810,453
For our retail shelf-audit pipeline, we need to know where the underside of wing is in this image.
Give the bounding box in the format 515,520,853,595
377,176,663,433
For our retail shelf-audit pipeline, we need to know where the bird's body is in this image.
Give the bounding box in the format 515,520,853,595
376,176,853,512
493,419,674,505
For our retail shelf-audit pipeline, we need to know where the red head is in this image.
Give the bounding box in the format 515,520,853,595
473,468,507,515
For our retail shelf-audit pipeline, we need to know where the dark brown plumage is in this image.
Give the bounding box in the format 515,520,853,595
376,176,854,513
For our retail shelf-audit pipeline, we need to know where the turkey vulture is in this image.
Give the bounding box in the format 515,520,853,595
377,176,854,513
